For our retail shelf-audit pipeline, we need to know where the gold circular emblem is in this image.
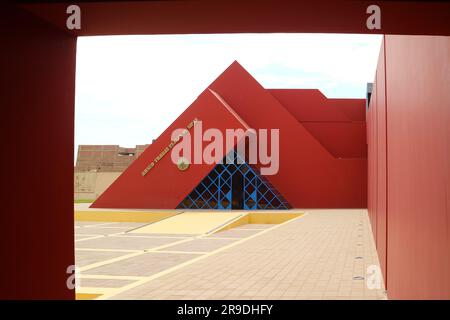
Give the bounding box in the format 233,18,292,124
177,157,190,171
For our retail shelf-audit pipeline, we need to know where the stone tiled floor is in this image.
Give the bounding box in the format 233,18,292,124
79,278,135,288
75,234,100,240
85,252,201,276
233,224,275,230
75,210,387,300
157,238,238,253
75,226,131,235
206,229,263,238
117,233,194,238
76,249,132,267
114,210,386,300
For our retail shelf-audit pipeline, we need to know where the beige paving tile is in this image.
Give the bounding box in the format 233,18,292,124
97,222,149,228
159,238,237,253
120,233,193,238
79,278,135,288
85,252,199,277
75,227,129,235
207,229,263,238
75,236,182,250
75,234,99,240
75,250,131,267
233,224,276,230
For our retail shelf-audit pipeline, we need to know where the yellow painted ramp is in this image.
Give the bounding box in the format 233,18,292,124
130,211,245,235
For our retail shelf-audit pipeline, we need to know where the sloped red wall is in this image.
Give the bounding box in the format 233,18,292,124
92,90,248,209
368,35,450,299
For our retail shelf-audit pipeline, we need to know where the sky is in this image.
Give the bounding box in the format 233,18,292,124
75,33,382,160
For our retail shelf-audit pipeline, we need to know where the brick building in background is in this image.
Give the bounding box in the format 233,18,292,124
74,144,149,200
75,144,149,172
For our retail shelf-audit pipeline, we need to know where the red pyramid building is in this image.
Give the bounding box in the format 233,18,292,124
91,61,366,209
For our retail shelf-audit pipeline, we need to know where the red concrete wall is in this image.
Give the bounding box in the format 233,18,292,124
367,39,387,286
268,90,350,122
269,89,367,158
368,35,450,299
0,3,76,299
367,78,376,246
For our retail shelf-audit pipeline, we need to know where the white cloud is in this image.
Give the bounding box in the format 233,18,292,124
75,33,382,160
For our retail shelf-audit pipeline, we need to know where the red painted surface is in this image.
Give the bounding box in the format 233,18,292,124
367,38,387,286
333,99,366,122
0,3,76,299
367,79,376,243
22,1,450,36
301,123,367,159
375,41,387,289
270,89,367,158
367,35,450,299
268,89,351,122
95,62,367,209
92,90,249,209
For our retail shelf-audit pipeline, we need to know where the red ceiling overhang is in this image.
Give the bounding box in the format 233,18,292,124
21,0,450,36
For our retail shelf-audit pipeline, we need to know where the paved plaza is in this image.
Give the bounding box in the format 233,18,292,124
75,209,387,300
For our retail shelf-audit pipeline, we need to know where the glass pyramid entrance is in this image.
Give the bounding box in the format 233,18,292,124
177,151,291,210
